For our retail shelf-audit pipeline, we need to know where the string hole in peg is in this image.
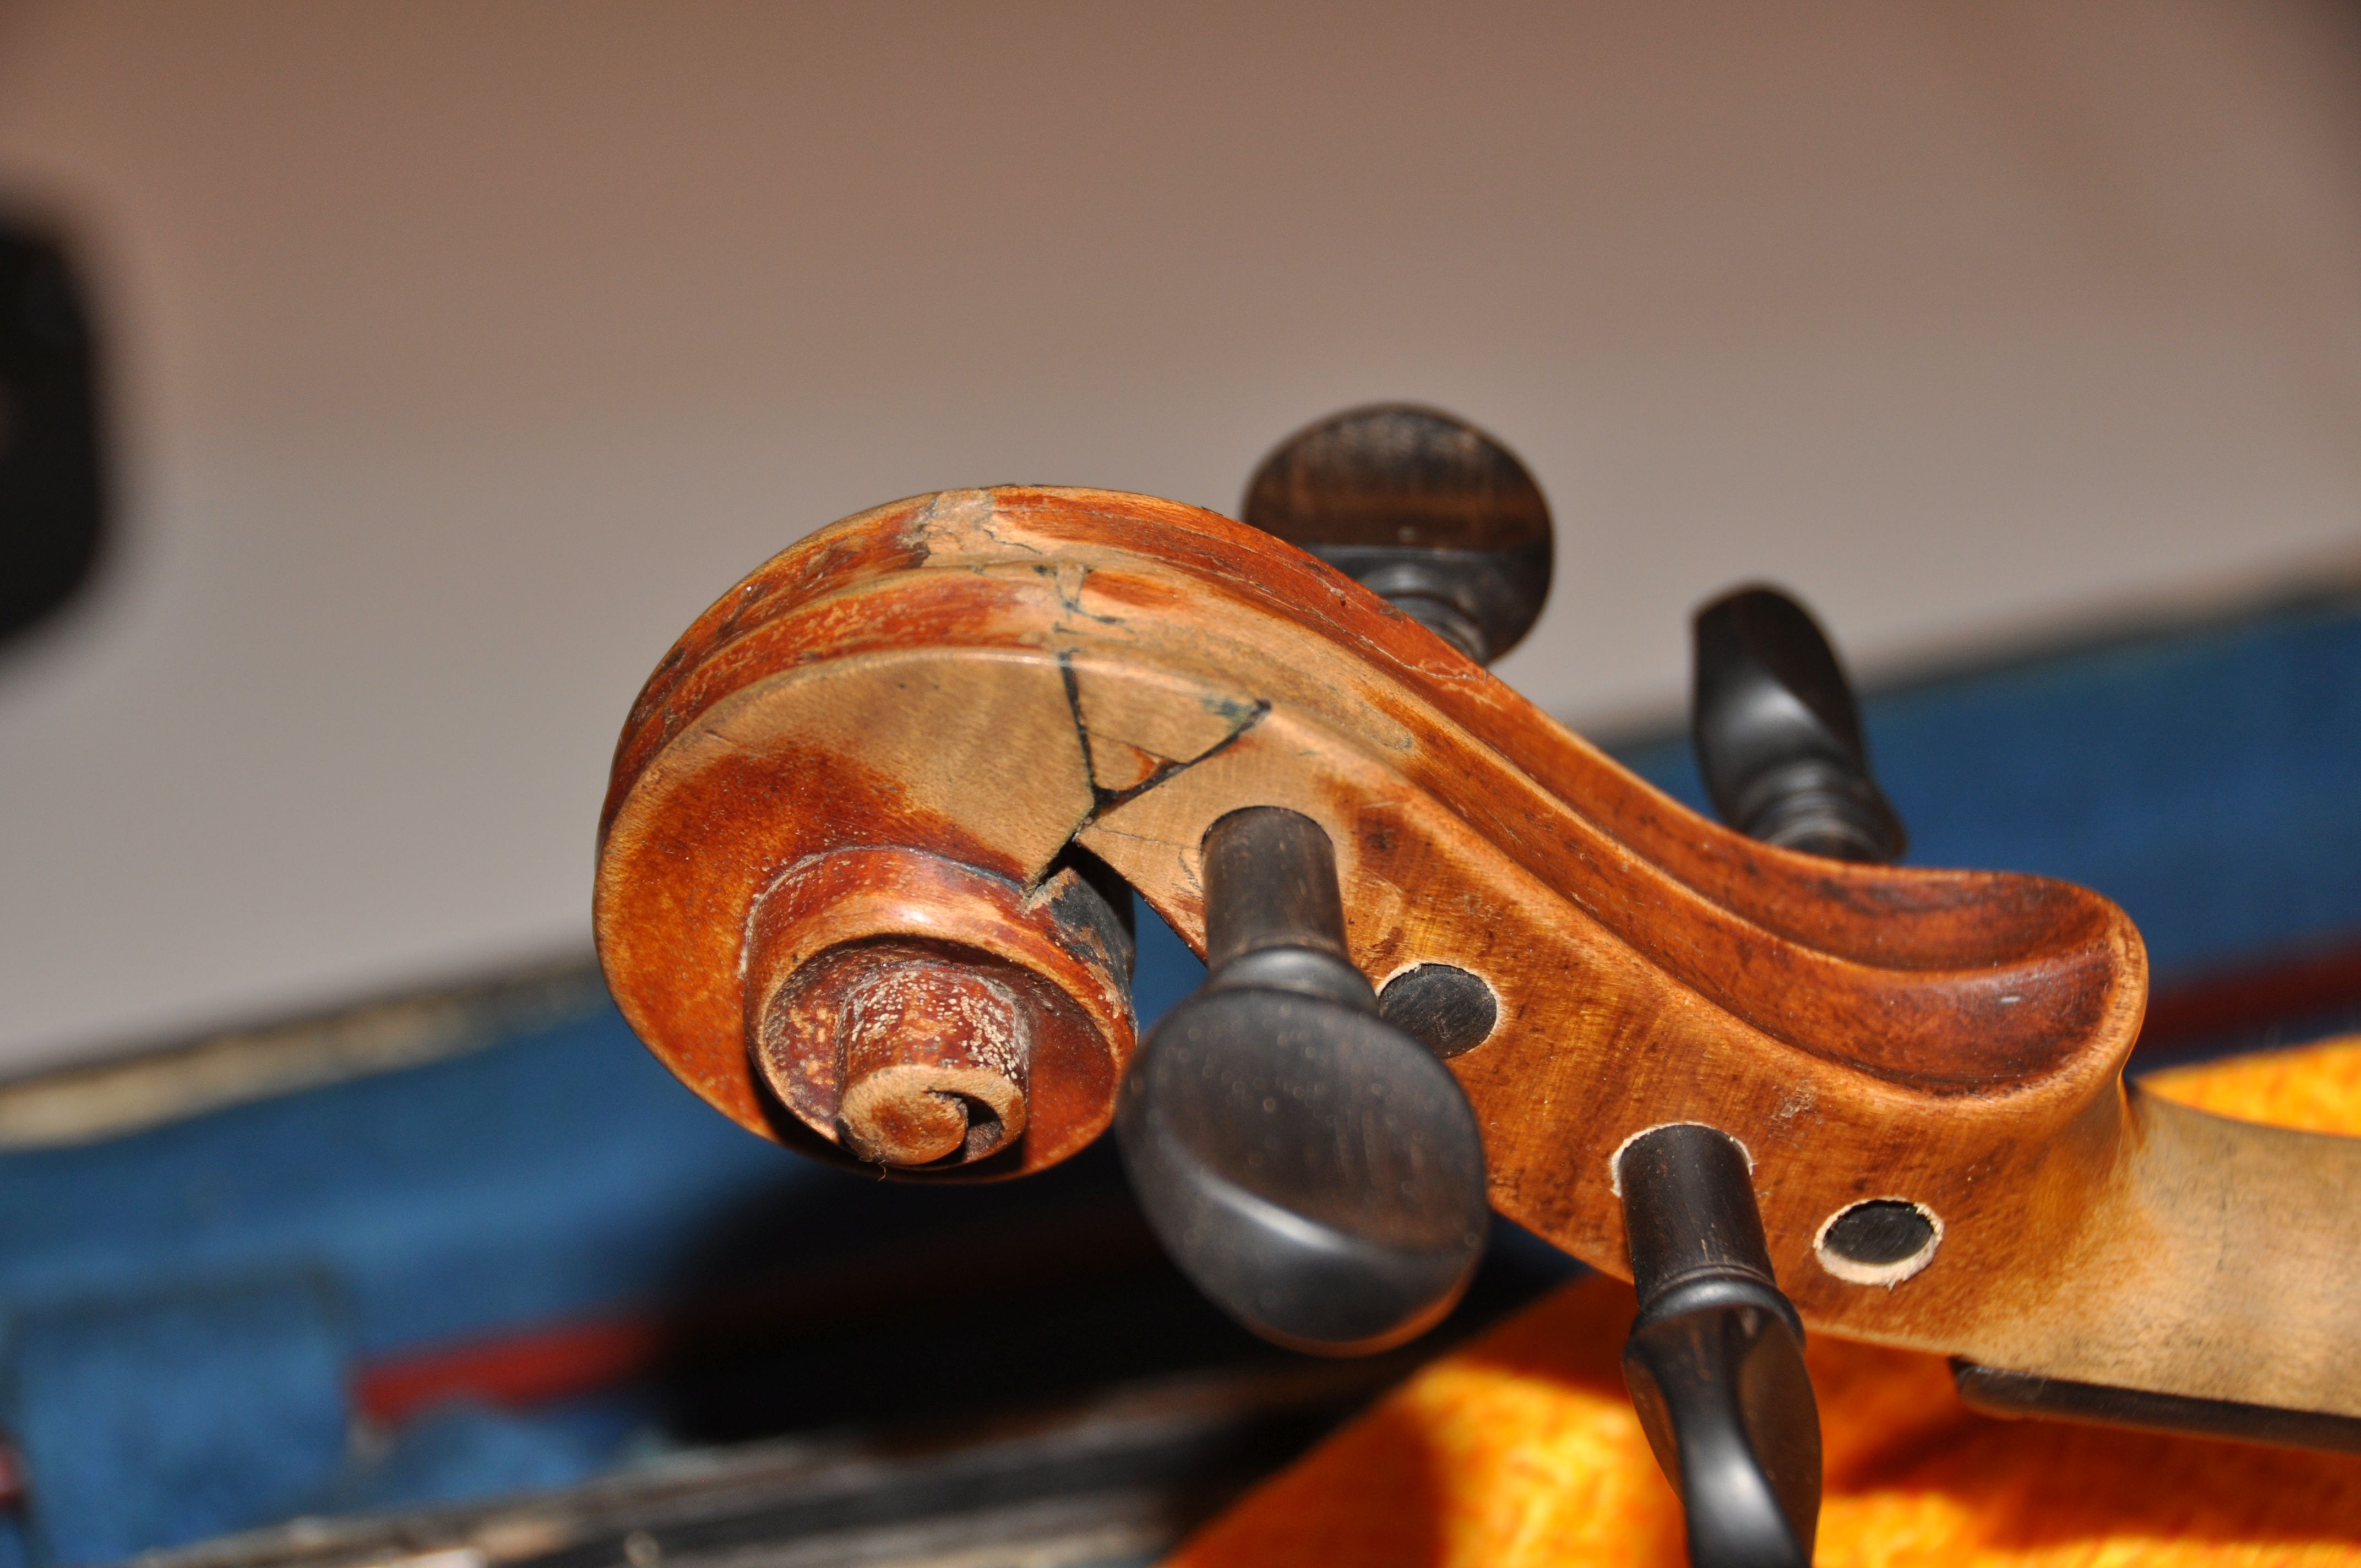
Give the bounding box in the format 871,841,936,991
1814,1199,1941,1287
1377,964,1499,1059
1116,807,1489,1355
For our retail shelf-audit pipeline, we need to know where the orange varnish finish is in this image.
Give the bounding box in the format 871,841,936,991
1168,1037,2361,1567
599,487,2361,1420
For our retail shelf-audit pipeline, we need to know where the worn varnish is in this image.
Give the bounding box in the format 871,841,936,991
595,486,2361,1422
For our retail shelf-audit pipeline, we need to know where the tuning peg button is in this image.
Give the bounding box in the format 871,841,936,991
1691,586,1905,864
1618,1124,1821,1568
1244,405,1553,665
1117,807,1489,1354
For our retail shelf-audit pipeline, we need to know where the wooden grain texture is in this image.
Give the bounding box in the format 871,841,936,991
595,486,2361,1418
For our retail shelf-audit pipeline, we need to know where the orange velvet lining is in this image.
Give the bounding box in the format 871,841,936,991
1168,1038,2361,1566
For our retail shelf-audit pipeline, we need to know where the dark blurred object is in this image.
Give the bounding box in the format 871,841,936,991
0,220,105,649
1691,586,1905,863
1243,405,1553,665
145,1361,1404,1568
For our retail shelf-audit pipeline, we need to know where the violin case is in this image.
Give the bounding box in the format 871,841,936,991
1,584,2357,1567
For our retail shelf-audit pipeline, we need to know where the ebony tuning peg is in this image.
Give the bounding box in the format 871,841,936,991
1619,1124,1821,1568
1243,404,1553,665
1115,807,1489,1354
1691,587,1905,863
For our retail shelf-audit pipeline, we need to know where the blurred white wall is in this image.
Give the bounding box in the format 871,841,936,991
0,0,2358,1069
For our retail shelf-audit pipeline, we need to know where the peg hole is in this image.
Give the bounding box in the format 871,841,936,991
1815,1199,1940,1286
1377,964,1499,1058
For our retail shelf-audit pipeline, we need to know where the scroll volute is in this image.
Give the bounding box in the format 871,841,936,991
607,837,1133,1179
594,502,1141,1177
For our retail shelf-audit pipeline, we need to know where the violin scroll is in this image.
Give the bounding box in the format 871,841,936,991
594,413,2361,1517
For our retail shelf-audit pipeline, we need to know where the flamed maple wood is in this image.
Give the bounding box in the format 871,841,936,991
595,486,2361,1422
